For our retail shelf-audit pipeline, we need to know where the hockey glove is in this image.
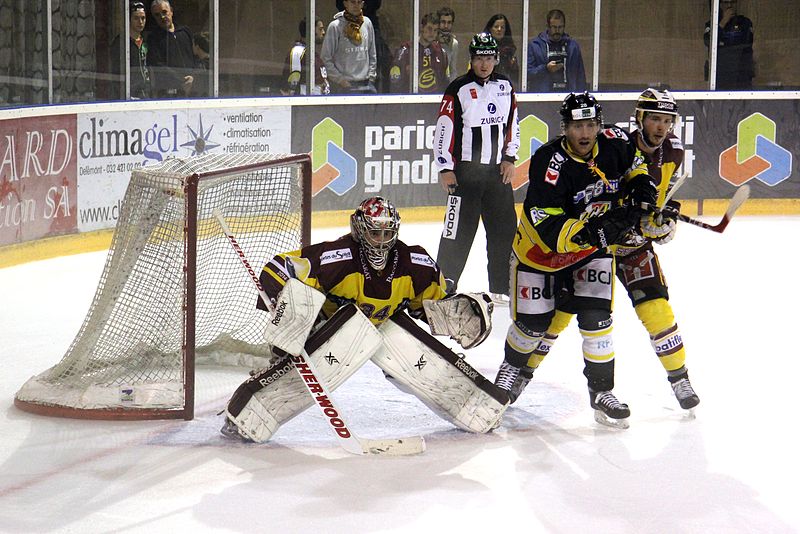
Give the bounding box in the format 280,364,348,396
625,174,658,210
572,206,638,249
641,200,680,244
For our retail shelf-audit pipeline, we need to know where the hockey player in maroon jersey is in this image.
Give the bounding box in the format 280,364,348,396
509,89,700,413
493,92,658,427
220,197,507,443
619,89,699,409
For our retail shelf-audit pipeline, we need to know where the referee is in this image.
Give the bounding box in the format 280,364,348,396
432,32,520,305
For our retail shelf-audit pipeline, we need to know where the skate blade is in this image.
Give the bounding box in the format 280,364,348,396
220,420,252,442
593,409,630,429
682,407,697,420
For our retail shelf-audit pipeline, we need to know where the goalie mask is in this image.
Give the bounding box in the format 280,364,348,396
350,197,401,271
635,88,679,148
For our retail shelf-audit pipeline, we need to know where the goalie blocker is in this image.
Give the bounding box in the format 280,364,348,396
224,300,507,442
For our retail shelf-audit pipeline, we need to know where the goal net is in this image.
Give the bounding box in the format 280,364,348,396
15,152,311,420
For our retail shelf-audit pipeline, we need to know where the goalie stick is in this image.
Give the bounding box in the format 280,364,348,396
644,184,750,234
212,208,425,456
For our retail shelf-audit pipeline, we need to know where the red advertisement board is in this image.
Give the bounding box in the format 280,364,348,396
0,115,78,247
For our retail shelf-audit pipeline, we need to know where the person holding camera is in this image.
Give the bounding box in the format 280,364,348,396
527,9,586,93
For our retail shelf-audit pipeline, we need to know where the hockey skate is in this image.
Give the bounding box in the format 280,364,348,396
494,361,521,392
508,366,534,404
220,418,251,442
669,373,700,411
590,390,631,429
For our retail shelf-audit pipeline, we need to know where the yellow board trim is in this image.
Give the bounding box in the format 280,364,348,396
1,199,798,268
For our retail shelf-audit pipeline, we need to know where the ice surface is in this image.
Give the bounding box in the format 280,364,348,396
1,216,797,533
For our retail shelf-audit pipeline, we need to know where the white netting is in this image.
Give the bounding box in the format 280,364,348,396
15,153,308,417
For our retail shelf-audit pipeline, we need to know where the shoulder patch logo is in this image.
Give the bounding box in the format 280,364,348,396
670,137,683,149
320,248,353,265
410,252,436,268
544,152,567,186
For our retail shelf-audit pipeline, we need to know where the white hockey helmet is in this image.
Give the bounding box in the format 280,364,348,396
635,88,679,131
350,197,400,271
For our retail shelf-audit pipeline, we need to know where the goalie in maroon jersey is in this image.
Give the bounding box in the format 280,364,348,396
221,197,508,443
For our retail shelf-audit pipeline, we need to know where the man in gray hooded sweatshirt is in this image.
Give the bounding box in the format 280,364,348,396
321,0,378,94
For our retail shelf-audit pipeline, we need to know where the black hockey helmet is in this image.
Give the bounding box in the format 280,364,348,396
468,32,498,58
559,92,603,125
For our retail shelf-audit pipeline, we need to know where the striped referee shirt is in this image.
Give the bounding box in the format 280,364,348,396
433,69,520,170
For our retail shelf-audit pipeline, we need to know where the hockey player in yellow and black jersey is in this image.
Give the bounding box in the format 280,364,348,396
500,89,700,418
493,92,657,427
259,197,447,324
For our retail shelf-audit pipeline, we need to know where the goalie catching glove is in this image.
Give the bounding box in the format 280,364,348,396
423,293,493,349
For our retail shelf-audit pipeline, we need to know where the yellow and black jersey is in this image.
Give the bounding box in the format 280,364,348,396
259,234,447,325
514,127,649,272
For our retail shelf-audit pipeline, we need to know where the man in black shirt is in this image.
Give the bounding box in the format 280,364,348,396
704,0,754,90
147,0,196,97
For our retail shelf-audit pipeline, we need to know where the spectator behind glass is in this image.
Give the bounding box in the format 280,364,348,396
192,31,210,96
110,1,151,99
704,0,754,90
527,9,587,93
389,13,449,94
281,18,331,96
483,14,519,88
322,0,377,94
437,7,460,81
336,0,391,93
147,0,196,98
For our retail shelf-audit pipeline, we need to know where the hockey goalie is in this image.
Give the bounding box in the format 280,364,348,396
221,197,509,443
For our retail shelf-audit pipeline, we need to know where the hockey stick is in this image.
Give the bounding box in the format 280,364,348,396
212,208,425,456
644,184,750,234
652,170,688,226
662,170,689,207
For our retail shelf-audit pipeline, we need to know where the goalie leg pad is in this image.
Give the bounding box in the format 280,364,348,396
373,312,509,433
422,292,494,349
224,304,381,442
263,278,326,357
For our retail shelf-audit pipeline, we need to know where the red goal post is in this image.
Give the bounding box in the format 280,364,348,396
15,153,311,420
